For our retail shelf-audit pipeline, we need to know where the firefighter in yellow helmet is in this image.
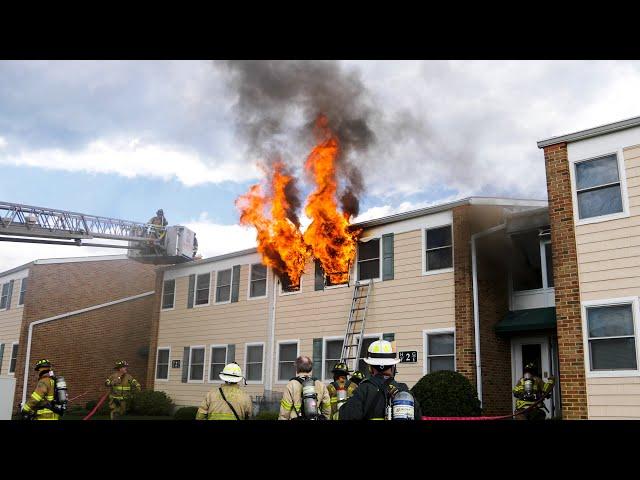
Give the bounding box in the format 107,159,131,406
326,362,358,420
350,370,365,385
105,360,141,420
278,356,331,420
196,362,253,420
513,362,555,420
21,359,67,420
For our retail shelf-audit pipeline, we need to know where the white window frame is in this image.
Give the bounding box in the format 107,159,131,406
569,150,630,226
355,333,383,373
322,336,344,381
0,283,9,310
9,341,19,375
187,345,206,383
356,236,383,284
279,275,303,296
155,346,171,382
193,272,212,308
248,264,269,300
215,268,233,304
161,279,176,311
208,344,229,383
540,238,554,290
244,342,265,384
423,328,456,375
18,277,27,307
275,339,299,384
422,223,454,276
582,297,640,378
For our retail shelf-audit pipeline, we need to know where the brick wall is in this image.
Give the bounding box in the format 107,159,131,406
13,259,157,410
543,143,588,419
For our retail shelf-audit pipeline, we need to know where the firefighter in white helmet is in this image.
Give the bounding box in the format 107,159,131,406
196,362,253,420
338,340,422,420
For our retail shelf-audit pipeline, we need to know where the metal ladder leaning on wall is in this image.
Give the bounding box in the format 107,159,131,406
340,281,373,373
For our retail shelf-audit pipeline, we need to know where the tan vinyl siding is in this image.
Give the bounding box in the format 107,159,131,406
155,264,270,407
273,228,455,392
587,377,640,419
0,275,26,376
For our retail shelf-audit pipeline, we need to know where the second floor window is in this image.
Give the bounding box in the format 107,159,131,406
357,239,380,281
195,273,210,305
0,283,9,309
587,303,637,371
216,269,232,303
18,277,27,306
250,264,267,298
575,154,624,220
162,279,175,309
425,225,453,272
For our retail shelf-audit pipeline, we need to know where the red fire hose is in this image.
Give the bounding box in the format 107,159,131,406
83,392,109,420
421,393,551,421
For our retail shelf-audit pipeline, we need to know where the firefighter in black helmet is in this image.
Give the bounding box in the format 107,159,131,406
513,362,555,420
326,362,358,420
350,370,365,385
21,359,67,420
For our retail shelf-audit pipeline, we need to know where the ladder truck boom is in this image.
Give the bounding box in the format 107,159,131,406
0,201,196,265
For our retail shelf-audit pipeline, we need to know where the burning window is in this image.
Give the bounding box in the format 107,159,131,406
425,225,453,272
357,239,380,281
315,259,348,288
281,274,300,293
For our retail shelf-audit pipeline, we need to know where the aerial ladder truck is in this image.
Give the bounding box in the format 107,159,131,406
0,201,196,264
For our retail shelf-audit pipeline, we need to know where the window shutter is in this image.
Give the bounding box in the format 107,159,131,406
227,344,236,363
6,280,13,310
182,347,190,383
187,275,195,309
382,333,395,342
313,338,323,378
382,233,394,281
0,344,4,372
314,260,325,291
231,265,241,303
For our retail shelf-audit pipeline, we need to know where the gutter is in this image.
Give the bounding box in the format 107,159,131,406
471,223,506,407
21,290,155,406
264,271,278,396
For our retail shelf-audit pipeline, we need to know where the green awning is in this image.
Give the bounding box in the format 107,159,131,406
494,307,557,335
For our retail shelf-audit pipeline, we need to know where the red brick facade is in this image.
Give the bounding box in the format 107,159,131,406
12,259,157,411
543,143,588,419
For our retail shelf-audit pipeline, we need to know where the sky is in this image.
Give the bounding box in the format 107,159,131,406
1,60,640,272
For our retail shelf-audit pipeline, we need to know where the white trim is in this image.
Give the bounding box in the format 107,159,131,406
33,254,128,265
279,275,303,296
155,346,171,382
322,336,344,381
275,339,299,384
0,269,28,287
193,272,212,308
244,342,265,384
20,290,155,406
421,223,454,277
423,328,456,375
17,276,27,308
163,252,263,281
8,341,19,375
581,297,640,378
160,279,176,311
187,345,206,383
356,236,382,283
568,150,630,226
207,344,229,383
247,263,269,300
215,268,233,304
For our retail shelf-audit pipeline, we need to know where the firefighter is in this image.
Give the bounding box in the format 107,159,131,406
196,363,253,420
326,362,358,420
148,209,168,241
513,362,555,420
105,360,141,420
338,340,422,420
278,356,331,420
350,370,365,385
21,359,66,420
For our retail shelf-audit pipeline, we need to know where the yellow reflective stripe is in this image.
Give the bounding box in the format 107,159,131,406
280,399,292,409
208,413,237,420
36,408,55,414
110,395,125,400
46,396,54,401
370,418,385,420
23,404,33,412
31,391,43,401
330,398,338,403
113,386,131,390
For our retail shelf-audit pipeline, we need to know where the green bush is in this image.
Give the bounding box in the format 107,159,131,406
254,410,279,420
174,406,199,420
411,370,482,417
129,390,174,416
85,398,111,416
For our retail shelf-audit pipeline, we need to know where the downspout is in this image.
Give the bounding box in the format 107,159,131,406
471,223,506,408
21,290,155,406
264,271,278,397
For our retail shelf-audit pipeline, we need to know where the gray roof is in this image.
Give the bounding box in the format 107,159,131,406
537,115,640,148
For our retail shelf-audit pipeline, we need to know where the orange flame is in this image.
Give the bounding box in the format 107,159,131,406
235,162,310,287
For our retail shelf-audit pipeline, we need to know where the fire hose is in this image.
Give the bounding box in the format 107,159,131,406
421,392,552,421
83,392,110,420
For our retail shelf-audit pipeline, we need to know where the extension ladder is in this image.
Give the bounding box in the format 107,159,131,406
340,281,373,373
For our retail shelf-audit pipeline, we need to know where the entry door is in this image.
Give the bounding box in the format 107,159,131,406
511,336,554,418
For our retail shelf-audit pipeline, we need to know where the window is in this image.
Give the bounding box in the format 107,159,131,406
9,343,18,374
209,345,228,381
425,331,455,373
278,342,298,381
425,225,453,272
587,304,637,371
162,279,175,309
324,339,343,380
245,344,264,382
511,231,543,291
0,283,9,309
315,260,347,288
575,154,624,220
357,336,380,373
18,277,27,306
250,264,267,298
195,273,210,306
216,269,232,303
188,346,205,381
281,275,301,293
155,348,170,380
543,242,554,288
357,239,380,281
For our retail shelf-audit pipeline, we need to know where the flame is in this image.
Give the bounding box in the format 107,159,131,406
303,115,361,284
235,162,310,287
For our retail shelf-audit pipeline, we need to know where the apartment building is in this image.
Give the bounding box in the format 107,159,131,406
0,255,157,414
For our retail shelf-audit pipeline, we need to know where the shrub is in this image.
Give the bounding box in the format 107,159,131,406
128,390,174,416
254,410,279,420
85,398,111,416
411,370,482,417
174,406,199,420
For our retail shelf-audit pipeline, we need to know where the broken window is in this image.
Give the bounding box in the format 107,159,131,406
511,231,543,291
281,274,300,293
357,238,380,281
315,259,348,288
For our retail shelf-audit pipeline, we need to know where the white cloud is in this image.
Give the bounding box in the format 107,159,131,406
184,215,257,258
0,138,260,187
0,136,6,149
